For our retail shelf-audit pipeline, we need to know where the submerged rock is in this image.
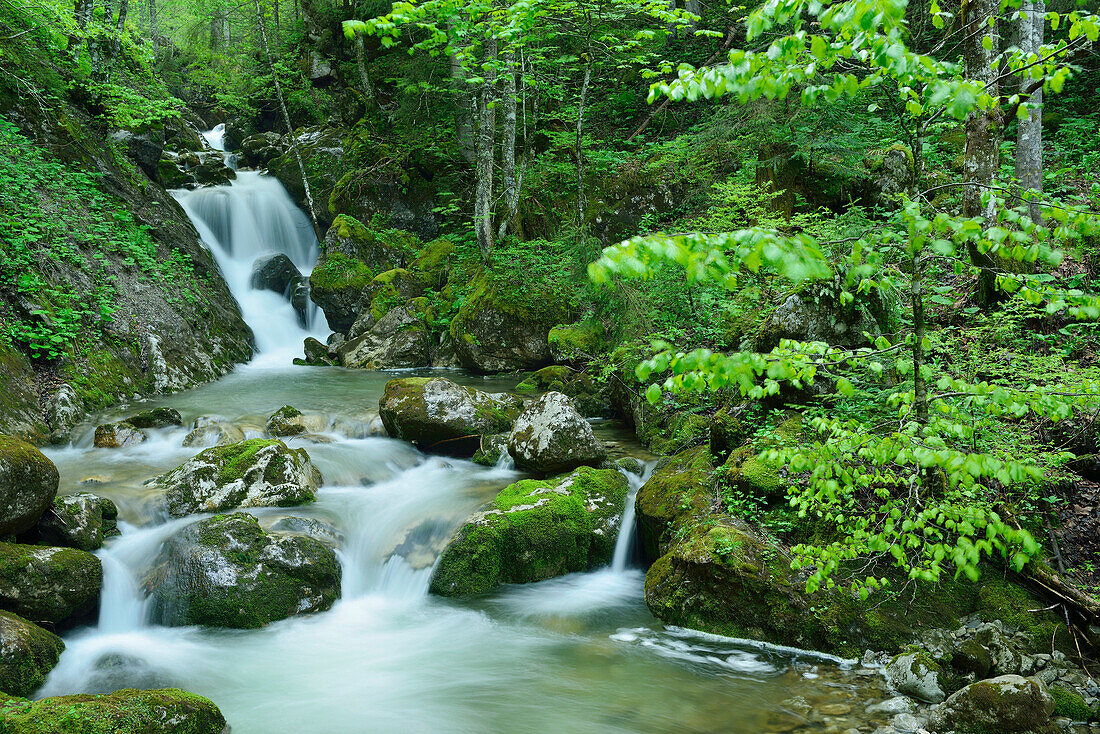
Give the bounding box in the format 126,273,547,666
927,675,1054,733
429,466,628,596
93,421,146,449
378,377,522,455
0,687,228,733
146,512,340,629
125,407,183,429
0,610,64,698
507,392,606,474
26,493,120,551
0,436,59,537
153,438,322,517
0,543,101,624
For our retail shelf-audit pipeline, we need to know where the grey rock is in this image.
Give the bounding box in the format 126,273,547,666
507,392,607,474
93,421,146,448
885,651,946,703
928,675,1054,733
867,697,914,716
31,493,120,551
0,542,102,624
45,384,84,437
182,422,245,448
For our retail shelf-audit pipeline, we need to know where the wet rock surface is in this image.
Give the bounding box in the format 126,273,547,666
0,542,101,625
0,610,64,697
0,437,59,537
507,392,607,474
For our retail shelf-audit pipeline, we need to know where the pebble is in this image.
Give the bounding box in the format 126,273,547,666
819,703,853,716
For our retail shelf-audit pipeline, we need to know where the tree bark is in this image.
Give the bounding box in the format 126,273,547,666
576,63,591,228
474,35,498,261
685,0,700,30
497,50,518,240
911,250,928,426
1015,0,1044,223
353,32,375,103
253,0,322,240
961,0,1003,303
450,20,476,165
112,0,128,57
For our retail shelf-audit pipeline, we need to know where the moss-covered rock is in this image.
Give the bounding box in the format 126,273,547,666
266,405,306,437
24,493,119,551
1050,685,1092,722
146,512,340,629
449,269,572,373
634,446,715,562
0,687,227,733
309,252,374,333
92,421,146,449
885,650,947,703
181,422,245,449
0,345,48,442
472,434,509,467
124,407,183,430
0,611,64,698
337,305,431,369
927,675,1055,733
649,412,711,455
359,268,432,324
429,467,628,596
709,405,752,461
378,377,522,455
0,437,59,537
412,237,454,282
153,439,321,517
0,543,101,624
507,392,607,474
514,366,611,418
548,319,606,363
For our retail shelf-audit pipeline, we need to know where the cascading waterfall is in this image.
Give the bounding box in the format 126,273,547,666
612,463,654,572
172,129,329,367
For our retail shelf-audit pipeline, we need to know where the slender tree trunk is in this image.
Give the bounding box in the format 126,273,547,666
961,0,1002,303
1015,0,1044,222
112,0,128,58
685,0,700,30
254,0,322,240
148,0,159,50
353,32,375,103
497,51,518,240
75,0,93,28
274,0,280,31
911,251,928,426
575,63,591,227
451,24,476,165
474,35,498,261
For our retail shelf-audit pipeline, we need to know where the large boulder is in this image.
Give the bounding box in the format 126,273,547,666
378,377,522,455
548,319,606,363
323,215,413,273
885,650,947,703
338,305,431,369
429,467,628,596
24,493,120,551
0,688,227,733
0,437,59,538
753,279,883,352
152,439,322,517
145,512,340,629
309,252,374,333
448,271,571,373
239,131,284,168
507,392,606,474
0,611,64,697
927,675,1055,733
0,543,101,624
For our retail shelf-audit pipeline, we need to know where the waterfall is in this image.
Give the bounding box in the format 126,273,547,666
172,130,329,367
612,462,654,572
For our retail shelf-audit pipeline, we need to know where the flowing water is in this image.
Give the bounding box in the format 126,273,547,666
35,135,901,733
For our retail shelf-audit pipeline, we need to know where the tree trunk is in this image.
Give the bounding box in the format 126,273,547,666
274,0,280,31
961,0,1002,303
353,32,375,103
148,0,159,49
685,0,700,30
575,63,591,228
911,250,928,426
112,0,128,58
1015,0,1044,222
497,51,518,240
450,21,476,165
253,0,322,240
474,35,498,262
75,0,93,28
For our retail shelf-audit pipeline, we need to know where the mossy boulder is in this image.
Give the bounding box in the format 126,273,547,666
754,281,881,352
412,238,454,282
125,407,183,430
337,305,431,369
0,611,64,698
24,493,119,551
449,270,572,373
0,543,101,625
514,366,611,418
0,687,227,733
709,405,752,461
885,650,947,703
722,445,784,501
301,337,335,366
472,434,509,467
927,675,1055,733
152,439,321,517
309,252,374,333
93,421,146,449
548,319,606,363
1050,685,1092,721
378,377,522,455
634,446,715,562
649,412,711,455
429,467,628,596
145,512,340,629
0,437,59,537
507,392,607,474
266,405,306,437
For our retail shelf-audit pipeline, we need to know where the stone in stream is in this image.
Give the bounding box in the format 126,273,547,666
378,377,523,456
125,407,183,429
0,542,102,625
0,436,59,537
0,687,228,733
22,492,120,551
182,421,246,448
337,305,431,369
507,392,607,474
267,405,307,437
152,438,322,517
0,610,65,697
250,253,309,325
926,674,1055,733
146,512,340,629
884,650,946,703
93,420,147,449
429,466,628,596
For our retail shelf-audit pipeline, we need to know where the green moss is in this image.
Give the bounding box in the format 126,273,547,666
267,405,305,437
548,318,606,361
0,611,64,698
0,687,226,734
309,252,374,293
1051,685,1092,721
449,268,573,337
413,238,454,273
0,543,101,623
197,439,296,485
430,467,628,596
126,407,182,429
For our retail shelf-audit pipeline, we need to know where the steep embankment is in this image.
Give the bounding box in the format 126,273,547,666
0,48,253,442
